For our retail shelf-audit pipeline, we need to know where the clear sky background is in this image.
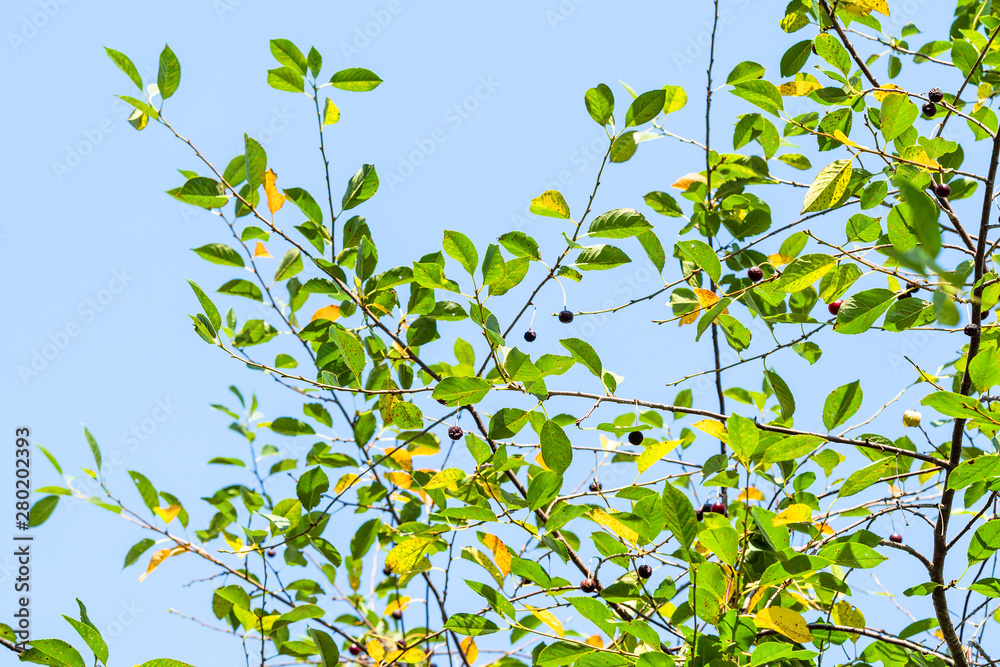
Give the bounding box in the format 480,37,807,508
0,1,978,665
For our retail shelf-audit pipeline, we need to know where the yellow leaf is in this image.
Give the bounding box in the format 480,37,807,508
778,81,822,96
755,607,813,643
425,468,465,490
817,522,835,535
590,508,639,545
385,472,412,489
872,84,902,102
323,97,341,126
736,487,765,502
310,305,341,323
389,448,413,472
334,473,359,495
679,309,699,326
694,288,728,313
585,635,604,648
747,586,770,613
383,648,428,664
385,537,433,575
692,419,730,445
525,604,564,637
768,253,795,267
535,452,551,471
833,129,860,149
367,640,386,662
139,546,185,582
772,503,812,526
852,0,890,16
483,533,511,577
385,597,411,616
222,531,243,554
253,241,272,258
153,504,181,524
672,172,708,190
638,440,680,473
263,168,285,214
832,600,865,642
529,190,571,219
460,637,478,664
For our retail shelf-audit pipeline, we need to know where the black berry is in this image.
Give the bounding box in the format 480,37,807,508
897,291,911,300
695,508,704,522
983,310,991,321
935,183,952,198
628,431,644,445
702,502,714,515
922,102,937,117
523,330,537,342
558,309,574,323
266,548,276,558
349,645,363,656
889,532,903,544
637,564,652,579
391,609,403,620
448,426,463,441
828,300,843,316
589,481,602,492
748,266,764,282
383,565,393,576
928,88,944,103
580,578,598,593
965,324,979,337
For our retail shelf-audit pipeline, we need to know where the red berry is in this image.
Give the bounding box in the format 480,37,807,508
349,645,363,656
889,533,903,544
922,102,937,117
448,426,463,441
628,431,644,445
637,564,652,579
523,330,537,342
711,502,726,515
580,578,598,593
935,183,952,198
928,88,943,103
558,309,574,323
748,266,764,282
828,300,843,316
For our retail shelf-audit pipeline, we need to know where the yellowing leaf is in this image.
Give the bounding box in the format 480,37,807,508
852,0,890,16
638,440,680,473
525,604,565,637
263,168,285,214
529,190,571,219
535,451,551,471
367,640,386,662
872,84,903,102
768,253,795,267
388,448,413,472
483,533,511,577
385,597,411,615
755,607,813,642
311,305,341,323
833,129,860,149
153,504,182,524
385,472,412,489
460,637,478,664
694,288,729,314
139,546,185,583
801,159,853,214
385,537,432,575
672,172,707,190
747,586,770,613
773,503,812,526
817,522,835,535
323,97,341,126
591,508,639,545
425,468,464,489
737,487,765,502
253,241,272,258
692,419,730,445
585,635,604,648
334,473,359,495
778,81,822,96
832,600,865,642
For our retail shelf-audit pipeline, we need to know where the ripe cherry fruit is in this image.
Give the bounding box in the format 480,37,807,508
935,182,952,198
448,426,464,441
349,645,363,656
702,502,714,516
523,330,537,342
922,102,937,117
965,324,979,337
628,431,644,445
928,88,944,103
580,578,598,593
711,502,727,516
383,565,393,576
637,564,653,579
695,508,704,522
266,548,276,558
748,266,764,282
558,309,574,323
828,300,843,316
889,533,903,544
589,481,602,492
391,609,403,620
982,310,991,321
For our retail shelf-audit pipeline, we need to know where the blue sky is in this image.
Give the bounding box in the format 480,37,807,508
0,0,976,665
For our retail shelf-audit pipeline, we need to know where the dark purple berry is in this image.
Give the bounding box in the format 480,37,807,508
982,311,991,321
628,431,644,445
580,578,598,593
267,548,276,558
558,309,574,323
349,645,363,656
935,183,952,198
391,609,403,620
965,324,979,337
889,533,903,544
448,426,463,441
897,291,911,300
922,102,937,117
523,330,537,342
748,266,763,282
695,508,704,521
928,88,943,103
702,502,714,515
828,300,843,316
383,565,393,576
637,564,652,579
589,481,602,492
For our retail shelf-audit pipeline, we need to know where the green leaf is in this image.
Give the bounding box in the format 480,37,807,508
813,33,851,74
818,542,887,568
834,289,896,335
284,187,324,223
218,279,263,302
971,349,1000,392
20,639,86,667
62,615,109,665
644,191,683,217
727,61,766,84
331,327,366,376
823,380,863,431
267,66,305,93
948,455,1000,490
309,629,340,667
83,426,102,472
661,483,697,550
899,180,941,257
730,80,783,116
105,47,142,89
342,164,379,210
780,40,813,77
540,420,573,474
244,134,267,191
443,230,479,275
530,190,571,219
584,83,614,125
802,159,853,213
123,538,156,568
270,39,308,75
444,614,500,636
559,338,602,377
187,279,221,332
157,44,181,100
433,377,492,406
676,239,721,284
625,89,666,127
329,67,383,91
498,231,541,259
587,208,653,239
193,243,245,268
880,93,919,142
274,249,304,281
296,467,329,510
969,520,1000,564
662,85,687,114
840,458,904,497
727,413,759,464
576,245,631,270
269,418,316,436
764,369,795,419
28,495,59,527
